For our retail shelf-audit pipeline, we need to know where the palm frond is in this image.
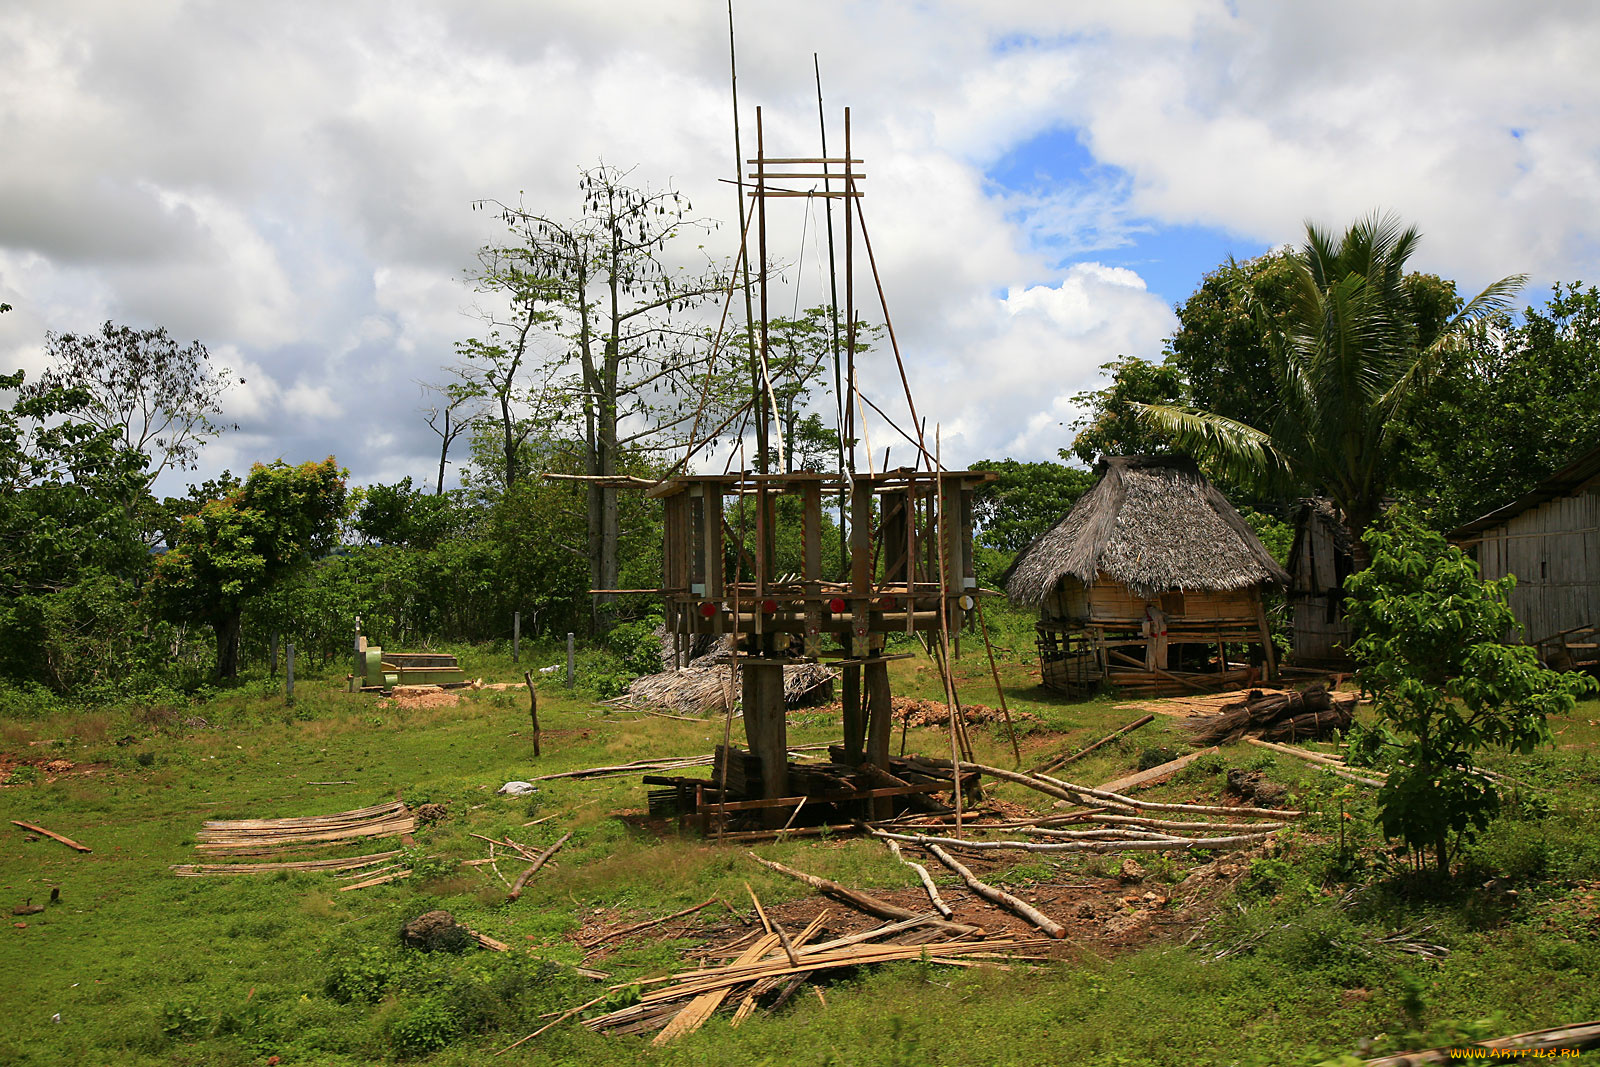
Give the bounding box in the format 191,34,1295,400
1129,403,1293,493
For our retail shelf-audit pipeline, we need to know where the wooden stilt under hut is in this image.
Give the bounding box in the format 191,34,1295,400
1003,456,1288,696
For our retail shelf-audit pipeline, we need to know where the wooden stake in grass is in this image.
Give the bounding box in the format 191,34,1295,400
522,670,542,757
10,821,91,853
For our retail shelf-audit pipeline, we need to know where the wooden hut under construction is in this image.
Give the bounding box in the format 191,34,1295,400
1286,498,1354,666
1004,456,1287,695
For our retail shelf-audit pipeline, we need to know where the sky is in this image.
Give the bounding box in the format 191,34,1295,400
2,0,1597,495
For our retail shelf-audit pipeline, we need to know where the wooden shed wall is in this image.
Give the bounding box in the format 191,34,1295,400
1289,515,1351,663
1043,575,1260,626
1467,483,1600,642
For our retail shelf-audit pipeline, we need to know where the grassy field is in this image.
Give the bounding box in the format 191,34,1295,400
3,628,1599,1066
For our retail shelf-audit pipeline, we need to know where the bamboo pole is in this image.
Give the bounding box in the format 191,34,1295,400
1032,714,1155,773
882,836,955,918
746,852,982,937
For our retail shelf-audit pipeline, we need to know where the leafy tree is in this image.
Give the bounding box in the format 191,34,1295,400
353,477,461,550
1392,282,1600,528
0,367,152,689
1135,213,1521,562
24,321,238,511
147,459,347,679
970,459,1096,555
1344,509,1591,876
1068,356,1188,466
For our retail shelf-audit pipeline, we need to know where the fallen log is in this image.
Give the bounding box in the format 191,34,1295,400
1360,1019,1600,1065
873,828,1276,856
746,853,983,937
10,820,91,853
918,840,1067,939
1029,771,1302,819
508,832,572,901
1246,738,1386,787
1033,714,1155,773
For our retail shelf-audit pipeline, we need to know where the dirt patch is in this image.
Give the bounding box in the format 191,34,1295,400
381,686,462,710
0,753,108,785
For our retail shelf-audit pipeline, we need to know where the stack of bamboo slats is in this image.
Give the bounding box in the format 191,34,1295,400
171,800,416,882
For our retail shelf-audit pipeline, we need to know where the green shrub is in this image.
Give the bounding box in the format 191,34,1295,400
607,617,665,677
389,996,462,1056
1136,745,1178,771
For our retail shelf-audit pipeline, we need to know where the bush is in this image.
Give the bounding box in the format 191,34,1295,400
607,617,665,677
389,997,462,1057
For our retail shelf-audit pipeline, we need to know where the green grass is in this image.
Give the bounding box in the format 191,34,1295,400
2,637,1600,1065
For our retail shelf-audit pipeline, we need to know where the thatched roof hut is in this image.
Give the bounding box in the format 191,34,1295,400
1004,455,1288,603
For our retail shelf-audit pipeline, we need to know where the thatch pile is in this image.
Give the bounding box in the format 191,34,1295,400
616,662,835,716
1183,685,1356,746
1004,455,1289,604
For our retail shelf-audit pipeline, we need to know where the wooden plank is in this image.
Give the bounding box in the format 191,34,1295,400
1097,746,1220,794
11,820,92,853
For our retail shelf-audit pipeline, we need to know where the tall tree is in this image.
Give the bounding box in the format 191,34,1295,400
146,458,346,679
471,165,734,626
1134,213,1521,560
24,321,238,511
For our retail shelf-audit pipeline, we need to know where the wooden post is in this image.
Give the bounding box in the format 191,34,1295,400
741,659,789,827
1255,597,1279,682
842,661,864,765
285,642,295,704
566,633,575,688
865,655,893,818
512,611,521,663
523,670,541,757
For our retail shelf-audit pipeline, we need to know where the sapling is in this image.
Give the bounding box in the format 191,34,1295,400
1344,509,1592,876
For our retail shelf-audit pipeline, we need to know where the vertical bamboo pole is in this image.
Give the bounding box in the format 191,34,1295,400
975,596,1022,765
934,429,963,836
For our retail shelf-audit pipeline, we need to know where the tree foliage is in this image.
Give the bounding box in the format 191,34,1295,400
1135,213,1518,554
147,459,347,679
1344,509,1591,875
24,321,237,506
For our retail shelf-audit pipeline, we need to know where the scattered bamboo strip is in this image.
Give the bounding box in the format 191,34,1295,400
170,850,402,877
496,992,613,1056
1072,814,1288,834
882,837,954,919
732,912,829,1027
1033,714,1155,773
580,897,720,948
746,853,983,937
10,820,91,853
917,840,1066,939
507,832,572,901
338,869,413,891
335,862,406,880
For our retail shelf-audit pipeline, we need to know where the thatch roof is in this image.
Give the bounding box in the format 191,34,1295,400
1003,455,1289,604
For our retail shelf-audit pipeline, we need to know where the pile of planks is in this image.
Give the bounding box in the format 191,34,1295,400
575,913,1045,1044
170,800,417,885
1182,686,1356,746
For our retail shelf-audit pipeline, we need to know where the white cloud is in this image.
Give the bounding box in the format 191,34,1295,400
0,0,1595,493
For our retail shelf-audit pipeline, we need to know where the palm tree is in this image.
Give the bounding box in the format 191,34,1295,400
1135,212,1524,565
